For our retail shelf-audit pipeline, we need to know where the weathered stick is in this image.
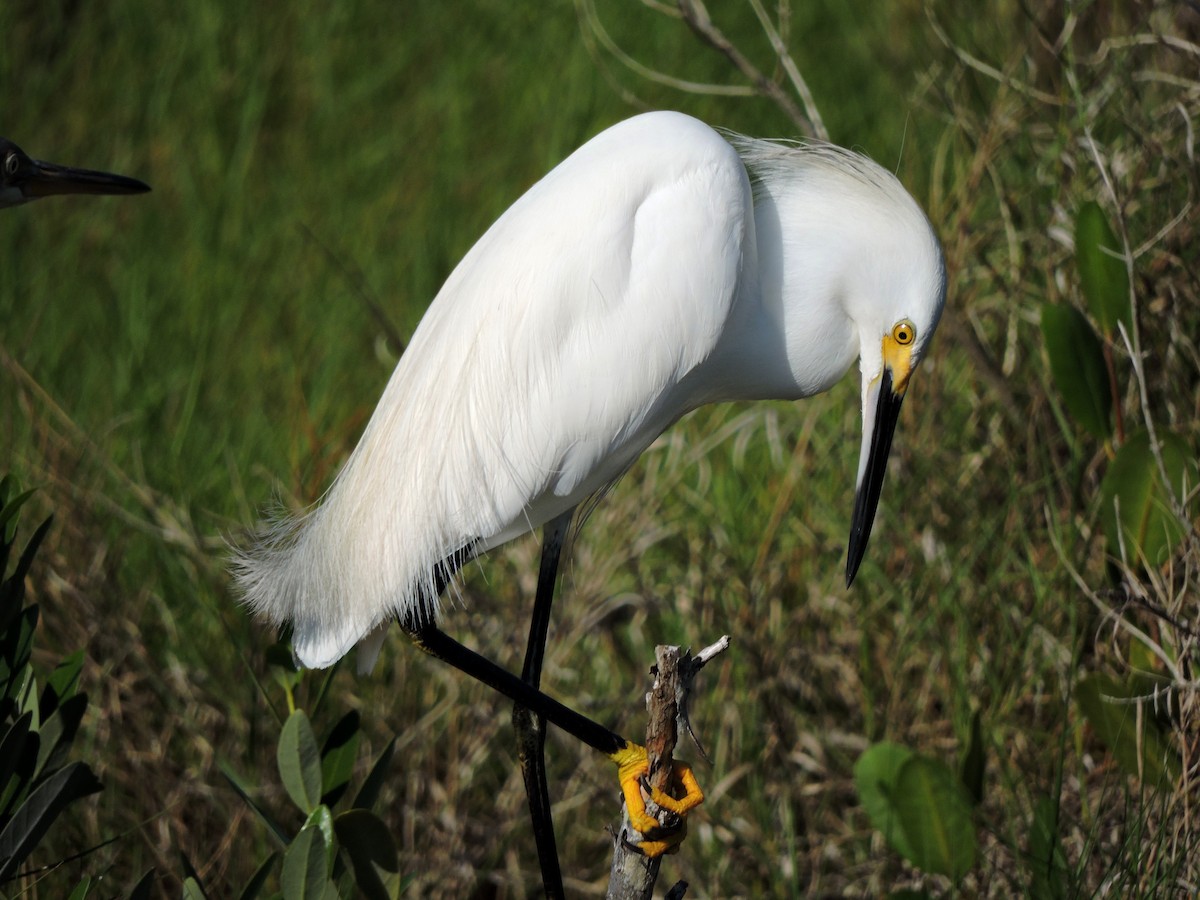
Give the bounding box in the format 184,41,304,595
607,637,731,899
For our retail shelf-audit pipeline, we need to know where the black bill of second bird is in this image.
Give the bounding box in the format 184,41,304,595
0,137,150,210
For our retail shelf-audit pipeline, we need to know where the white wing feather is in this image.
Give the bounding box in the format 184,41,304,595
233,111,752,667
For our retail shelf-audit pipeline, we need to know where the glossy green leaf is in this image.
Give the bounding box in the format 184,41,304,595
0,713,32,807
0,517,52,622
1040,304,1112,439
335,809,402,900
893,756,977,879
1075,201,1131,338
1099,429,1194,568
282,818,338,900
34,692,89,780
1,606,39,705
236,852,279,900
278,710,323,815
1075,674,1180,791
42,650,85,716
308,804,336,870
0,724,38,818
854,742,918,862
353,737,396,812
0,761,103,879
0,491,36,546
320,710,361,806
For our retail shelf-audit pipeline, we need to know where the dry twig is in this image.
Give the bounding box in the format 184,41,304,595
607,637,730,899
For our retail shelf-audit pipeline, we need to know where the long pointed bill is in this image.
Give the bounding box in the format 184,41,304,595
846,366,906,586
23,159,150,199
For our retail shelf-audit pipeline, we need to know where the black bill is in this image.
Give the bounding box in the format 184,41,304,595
846,366,905,586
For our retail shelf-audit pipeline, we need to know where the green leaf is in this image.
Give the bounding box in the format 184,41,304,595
0,517,53,624
0,713,33,810
893,755,976,880
128,868,157,900
1099,429,1194,568
1,606,39,705
855,743,977,880
335,809,402,900
41,650,85,717
236,852,279,900
0,761,103,879
179,852,208,896
34,692,89,781
220,763,289,846
1075,674,1180,791
321,711,361,806
854,742,918,862
266,641,303,698
282,818,338,900
0,488,36,538
307,804,336,871
1040,304,1112,439
1028,795,1069,900
278,710,323,815
353,737,396,812
1075,201,1131,338
66,876,92,899
182,877,209,900
959,710,985,806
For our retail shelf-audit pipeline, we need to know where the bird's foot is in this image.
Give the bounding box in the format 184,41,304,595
610,742,704,858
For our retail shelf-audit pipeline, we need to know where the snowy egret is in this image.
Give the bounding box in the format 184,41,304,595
235,110,945,891
0,137,149,209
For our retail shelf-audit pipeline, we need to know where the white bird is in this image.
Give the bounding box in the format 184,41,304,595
0,137,149,210
234,110,945,890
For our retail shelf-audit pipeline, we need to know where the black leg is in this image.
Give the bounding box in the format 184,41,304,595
400,527,644,894
513,510,573,899
401,617,627,755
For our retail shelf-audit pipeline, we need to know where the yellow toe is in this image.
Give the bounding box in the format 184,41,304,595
609,742,704,857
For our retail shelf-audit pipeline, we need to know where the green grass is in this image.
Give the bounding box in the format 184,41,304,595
2,0,1197,896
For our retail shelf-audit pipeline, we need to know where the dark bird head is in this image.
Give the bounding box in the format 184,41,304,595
0,137,150,210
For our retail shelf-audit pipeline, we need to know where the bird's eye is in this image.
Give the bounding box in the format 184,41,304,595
892,320,915,346
3,154,16,176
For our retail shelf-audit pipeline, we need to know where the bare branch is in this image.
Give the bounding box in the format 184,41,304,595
676,0,826,138
607,638,730,899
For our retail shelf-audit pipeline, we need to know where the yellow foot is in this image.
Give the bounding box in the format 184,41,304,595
610,742,704,858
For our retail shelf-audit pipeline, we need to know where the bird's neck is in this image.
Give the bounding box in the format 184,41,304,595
683,195,860,408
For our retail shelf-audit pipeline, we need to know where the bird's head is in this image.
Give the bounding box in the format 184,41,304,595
843,190,946,587
732,137,947,585
0,137,150,209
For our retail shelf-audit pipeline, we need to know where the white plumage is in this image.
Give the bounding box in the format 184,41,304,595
233,110,945,670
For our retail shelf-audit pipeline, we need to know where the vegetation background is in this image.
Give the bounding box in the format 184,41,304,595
1,0,1196,896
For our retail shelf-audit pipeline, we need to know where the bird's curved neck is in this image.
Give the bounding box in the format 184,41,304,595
684,193,860,408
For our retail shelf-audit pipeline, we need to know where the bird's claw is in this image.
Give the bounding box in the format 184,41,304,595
611,743,704,858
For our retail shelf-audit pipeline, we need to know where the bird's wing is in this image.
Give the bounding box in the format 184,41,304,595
236,112,754,666
404,111,754,542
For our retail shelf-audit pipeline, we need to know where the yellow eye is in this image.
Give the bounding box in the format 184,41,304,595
892,320,915,346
